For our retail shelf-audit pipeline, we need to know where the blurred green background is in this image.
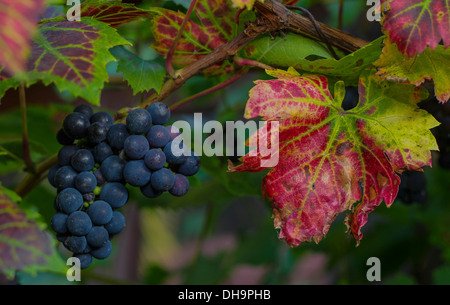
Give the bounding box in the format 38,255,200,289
0,0,449,285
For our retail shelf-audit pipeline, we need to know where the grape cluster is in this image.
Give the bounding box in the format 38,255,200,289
48,103,199,269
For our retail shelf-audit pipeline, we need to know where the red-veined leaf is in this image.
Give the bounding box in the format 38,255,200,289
150,6,234,76
0,186,54,275
382,0,450,57
229,68,439,246
81,0,151,28
0,0,46,74
0,17,131,105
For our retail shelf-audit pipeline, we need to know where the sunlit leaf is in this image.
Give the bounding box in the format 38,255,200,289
229,68,439,247
81,0,151,28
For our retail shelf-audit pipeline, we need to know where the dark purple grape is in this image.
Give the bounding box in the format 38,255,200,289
90,111,114,128
107,123,129,150
63,112,90,139
169,174,189,197
147,125,170,148
147,102,170,125
126,108,152,135
124,135,149,159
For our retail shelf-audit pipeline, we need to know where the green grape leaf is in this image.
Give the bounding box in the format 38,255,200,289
229,68,439,247
0,0,46,74
374,37,450,103
110,46,166,95
381,0,450,57
0,185,65,278
242,32,345,65
244,36,384,86
81,0,151,28
0,17,131,105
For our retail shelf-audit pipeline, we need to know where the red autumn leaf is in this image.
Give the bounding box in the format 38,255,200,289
195,0,235,41
0,0,46,74
81,0,151,28
150,1,235,76
229,68,439,246
0,188,54,273
382,0,450,57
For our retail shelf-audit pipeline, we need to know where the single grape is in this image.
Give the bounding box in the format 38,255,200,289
50,213,68,234
126,108,152,135
99,182,129,209
57,187,83,214
175,153,200,176
87,122,108,144
58,145,78,166
71,149,95,172
74,253,92,269
147,125,170,148
163,141,187,165
74,104,94,119
147,102,170,125
123,160,151,187
88,201,113,225
124,135,149,160
93,142,113,163
100,155,126,182
74,171,97,194
150,168,175,191
56,233,67,243
140,182,163,198
107,123,129,150
144,148,166,171
54,166,78,189
166,125,180,141
90,111,114,128
64,235,87,253
104,211,126,236
56,129,74,145
63,112,90,139
86,226,109,248
48,164,61,188
67,211,93,236
90,240,112,260
169,174,190,197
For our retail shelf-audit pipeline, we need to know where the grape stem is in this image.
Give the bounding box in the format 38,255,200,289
15,153,58,198
169,68,249,111
19,83,35,174
166,0,198,78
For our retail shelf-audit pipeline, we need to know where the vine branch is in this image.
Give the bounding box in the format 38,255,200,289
122,0,369,116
